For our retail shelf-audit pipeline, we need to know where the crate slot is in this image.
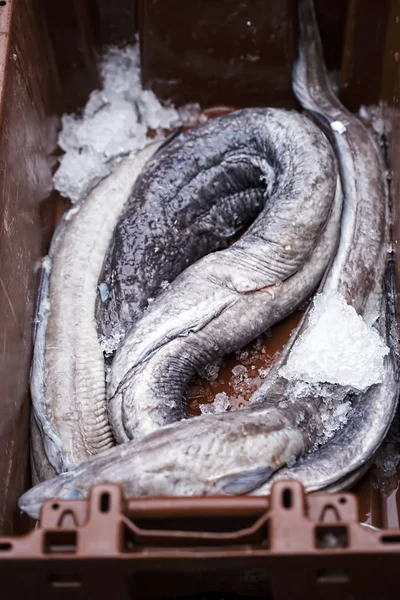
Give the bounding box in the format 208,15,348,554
99,491,111,513
316,568,350,584
44,531,78,554
121,516,270,550
281,488,292,509
134,515,261,533
49,573,81,589
315,525,348,549
0,542,11,551
381,535,400,544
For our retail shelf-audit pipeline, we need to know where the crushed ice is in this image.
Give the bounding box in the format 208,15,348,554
53,45,201,203
200,392,231,414
280,291,389,391
330,120,346,134
197,359,224,382
231,364,248,379
98,324,126,358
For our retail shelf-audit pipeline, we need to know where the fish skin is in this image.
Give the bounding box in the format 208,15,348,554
17,184,344,521
108,108,341,443
96,110,278,349
292,0,388,312
30,144,162,477
30,414,57,486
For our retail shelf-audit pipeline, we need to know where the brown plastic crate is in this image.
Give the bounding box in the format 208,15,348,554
2,480,400,599
0,0,400,598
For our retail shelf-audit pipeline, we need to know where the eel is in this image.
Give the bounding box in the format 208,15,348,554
30,143,162,477
96,111,279,352
18,193,343,520
107,107,341,443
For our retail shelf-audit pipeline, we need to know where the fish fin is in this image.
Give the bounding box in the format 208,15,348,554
211,466,275,494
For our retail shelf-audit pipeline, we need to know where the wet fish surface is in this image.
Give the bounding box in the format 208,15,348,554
96,111,282,351
107,108,341,443
30,144,162,478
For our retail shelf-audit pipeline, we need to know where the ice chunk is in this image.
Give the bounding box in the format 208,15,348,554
53,150,111,204
98,283,109,303
214,392,231,412
200,392,231,415
319,399,352,443
178,103,206,127
59,101,147,158
258,367,270,379
136,89,179,130
99,325,126,357
331,120,346,134
232,364,248,378
280,291,389,391
53,45,200,204
197,360,223,382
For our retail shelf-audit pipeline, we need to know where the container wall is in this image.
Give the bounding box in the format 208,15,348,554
138,0,347,109
0,0,61,534
0,0,399,540
41,0,100,112
0,0,106,535
94,0,137,47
